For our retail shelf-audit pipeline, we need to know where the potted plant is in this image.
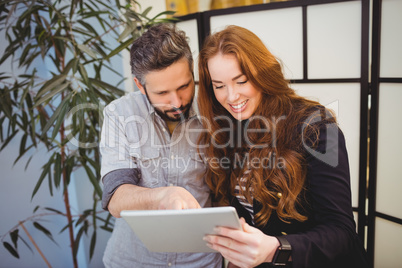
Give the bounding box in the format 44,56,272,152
0,0,175,267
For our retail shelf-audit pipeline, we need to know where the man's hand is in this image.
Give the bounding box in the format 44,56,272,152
155,186,201,210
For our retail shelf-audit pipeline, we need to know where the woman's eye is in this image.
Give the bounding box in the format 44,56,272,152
214,85,224,89
237,80,248,85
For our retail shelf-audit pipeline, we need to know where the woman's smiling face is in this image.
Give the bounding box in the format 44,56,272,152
208,53,262,121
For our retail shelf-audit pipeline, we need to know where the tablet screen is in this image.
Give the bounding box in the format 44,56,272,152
121,206,241,252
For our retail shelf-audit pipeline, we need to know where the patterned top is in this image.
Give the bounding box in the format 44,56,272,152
234,168,254,223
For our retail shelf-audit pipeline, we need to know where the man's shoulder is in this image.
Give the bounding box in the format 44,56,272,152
105,91,150,115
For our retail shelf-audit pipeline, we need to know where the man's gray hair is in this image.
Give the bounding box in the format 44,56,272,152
130,23,193,86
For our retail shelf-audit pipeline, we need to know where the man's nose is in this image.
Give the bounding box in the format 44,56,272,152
170,93,182,108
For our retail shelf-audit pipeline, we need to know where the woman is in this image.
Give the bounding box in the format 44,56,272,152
198,25,369,268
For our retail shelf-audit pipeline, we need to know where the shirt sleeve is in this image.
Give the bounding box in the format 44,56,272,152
99,104,140,211
101,168,140,210
285,123,364,267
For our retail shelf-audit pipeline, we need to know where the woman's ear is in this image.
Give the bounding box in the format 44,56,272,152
134,78,146,95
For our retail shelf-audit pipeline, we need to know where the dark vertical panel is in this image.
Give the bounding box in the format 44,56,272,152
358,0,370,242
194,12,205,51
201,13,211,45
302,5,308,81
368,0,382,266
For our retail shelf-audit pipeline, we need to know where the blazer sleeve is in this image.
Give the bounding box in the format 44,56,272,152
284,122,360,267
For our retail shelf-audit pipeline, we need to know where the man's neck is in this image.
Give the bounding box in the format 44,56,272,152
165,120,179,135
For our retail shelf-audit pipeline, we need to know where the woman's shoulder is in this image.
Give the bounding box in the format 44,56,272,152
291,103,340,151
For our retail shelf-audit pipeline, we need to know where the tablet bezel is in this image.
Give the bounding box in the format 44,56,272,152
120,206,242,252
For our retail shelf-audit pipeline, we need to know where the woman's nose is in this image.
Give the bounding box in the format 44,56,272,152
227,86,239,103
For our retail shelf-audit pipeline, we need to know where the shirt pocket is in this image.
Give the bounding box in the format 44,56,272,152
129,147,161,187
185,149,207,189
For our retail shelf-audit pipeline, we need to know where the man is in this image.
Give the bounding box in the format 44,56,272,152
99,23,222,267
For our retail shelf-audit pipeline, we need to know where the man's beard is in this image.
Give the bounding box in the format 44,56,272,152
145,90,193,122
154,101,192,122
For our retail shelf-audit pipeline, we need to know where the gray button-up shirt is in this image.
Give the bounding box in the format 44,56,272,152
100,91,221,267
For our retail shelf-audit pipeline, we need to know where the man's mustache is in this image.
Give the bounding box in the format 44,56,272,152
165,103,191,113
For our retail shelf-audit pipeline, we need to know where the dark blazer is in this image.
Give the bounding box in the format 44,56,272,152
230,124,370,268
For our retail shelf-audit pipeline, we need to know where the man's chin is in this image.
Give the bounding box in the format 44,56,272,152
166,111,187,121
155,108,188,122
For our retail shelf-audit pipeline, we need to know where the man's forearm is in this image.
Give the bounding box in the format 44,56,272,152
108,184,201,218
101,168,140,211
108,184,158,217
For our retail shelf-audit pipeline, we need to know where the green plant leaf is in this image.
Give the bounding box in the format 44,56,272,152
35,74,67,101
17,235,33,253
0,89,13,119
77,20,99,37
35,81,71,107
10,229,19,249
141,6,152,18
40,92,72,140
31,159,52,200
151,10,176,20
99,225,113,232
77,44,97,59
13,143,35,166
78,62,90,86
83,164,102,198
104,37,133,60
3,242,19,259
0,130,19,152
75,209,91,227
88,78,124,95
44,207,64,215
0,45,19,65
54,153,62,188
48,167,53,197
59,220,75,234
73,226,85,257
89,230,96,260
24,155,34,171
19,134,27,158
117,24,135,42
33,222,58,245
63,58,79,75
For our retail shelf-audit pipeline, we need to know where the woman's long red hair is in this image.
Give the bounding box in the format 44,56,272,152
197,25,336,226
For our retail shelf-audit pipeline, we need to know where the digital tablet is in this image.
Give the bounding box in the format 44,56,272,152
120,206,242,252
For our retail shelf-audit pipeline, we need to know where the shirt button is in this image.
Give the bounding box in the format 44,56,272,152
168,263,172,267
171,154,174,159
